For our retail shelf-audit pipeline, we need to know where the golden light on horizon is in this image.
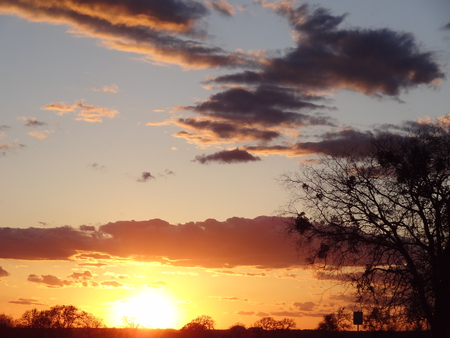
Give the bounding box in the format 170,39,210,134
109,289,181,329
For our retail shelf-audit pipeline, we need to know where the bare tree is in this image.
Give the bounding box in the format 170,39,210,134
280,119,450,337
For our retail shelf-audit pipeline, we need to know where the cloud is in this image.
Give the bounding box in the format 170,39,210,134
88,163,107,172
0,125,10,131
68,270,93,280
235,311,255,316
0,0,253,69
443,22,450,30
28,274,73,288
28,130,53,140
293,301,316,311
92,84,119,93
193,148,261,164
8,298,47,306
18,116,47,128
270,310,302,317
0,216,304,269
0,266,10,277
100,280,125,288
206,0,234,16
215,4,444,96
137,171,155,182
221,297,248,302
156,3,443,163
0,226,97,260
42,100,119,122
147,280,168,288
1,142,26,156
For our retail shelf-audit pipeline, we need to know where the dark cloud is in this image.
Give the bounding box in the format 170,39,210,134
0,226,96,260
183,86,333,128
214,4,444,96
244,128,373,157
137,171,155,182
20,117,47,128
8,298,47,306
293,301,316,311
175,117,281,143
443,22,450,30
193,148,261,164
0,216,305,269
80,225,96,231
0,125,10,131
0,0,253,69
28,274,73,288
0,266,10,277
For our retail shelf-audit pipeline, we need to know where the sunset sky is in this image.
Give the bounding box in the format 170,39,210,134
1,0,449,330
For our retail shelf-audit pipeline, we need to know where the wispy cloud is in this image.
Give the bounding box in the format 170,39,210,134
91,84,119,93
42,100,119,122
8,298,47,306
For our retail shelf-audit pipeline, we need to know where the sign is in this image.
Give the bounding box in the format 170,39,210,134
353,311,363,325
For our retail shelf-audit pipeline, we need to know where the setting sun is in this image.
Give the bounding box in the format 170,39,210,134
110,289,180,329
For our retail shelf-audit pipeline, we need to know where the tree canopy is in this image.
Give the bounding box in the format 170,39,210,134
281,118,450,337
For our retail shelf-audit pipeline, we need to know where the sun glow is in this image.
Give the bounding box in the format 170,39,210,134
110,289,180,329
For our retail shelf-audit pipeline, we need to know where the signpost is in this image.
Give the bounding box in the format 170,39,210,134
353,311,363,334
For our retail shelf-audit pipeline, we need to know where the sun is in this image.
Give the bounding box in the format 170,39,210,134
111,289,180,329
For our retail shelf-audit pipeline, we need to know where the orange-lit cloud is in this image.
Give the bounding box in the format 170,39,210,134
92,84,119,93
8,298,47,306
206,0,234,16
0,266,10,277
0,0,253,69
0,216,305,269
42,100,119,122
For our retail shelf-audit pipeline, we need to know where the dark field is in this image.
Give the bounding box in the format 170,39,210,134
0,328,432,338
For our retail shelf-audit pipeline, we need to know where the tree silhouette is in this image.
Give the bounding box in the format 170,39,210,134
281,119,450,337
16,305,104,337
316,308,351,331
181,315,215,331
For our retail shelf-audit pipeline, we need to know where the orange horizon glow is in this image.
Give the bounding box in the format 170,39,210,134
107,288,182,329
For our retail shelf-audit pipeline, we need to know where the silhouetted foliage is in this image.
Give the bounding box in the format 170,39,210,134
181,315,216,337
16,305,104,338
281,119,450,338
316,308,351,332
0,313,15,328
252,317,296,330
228,323,247,338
